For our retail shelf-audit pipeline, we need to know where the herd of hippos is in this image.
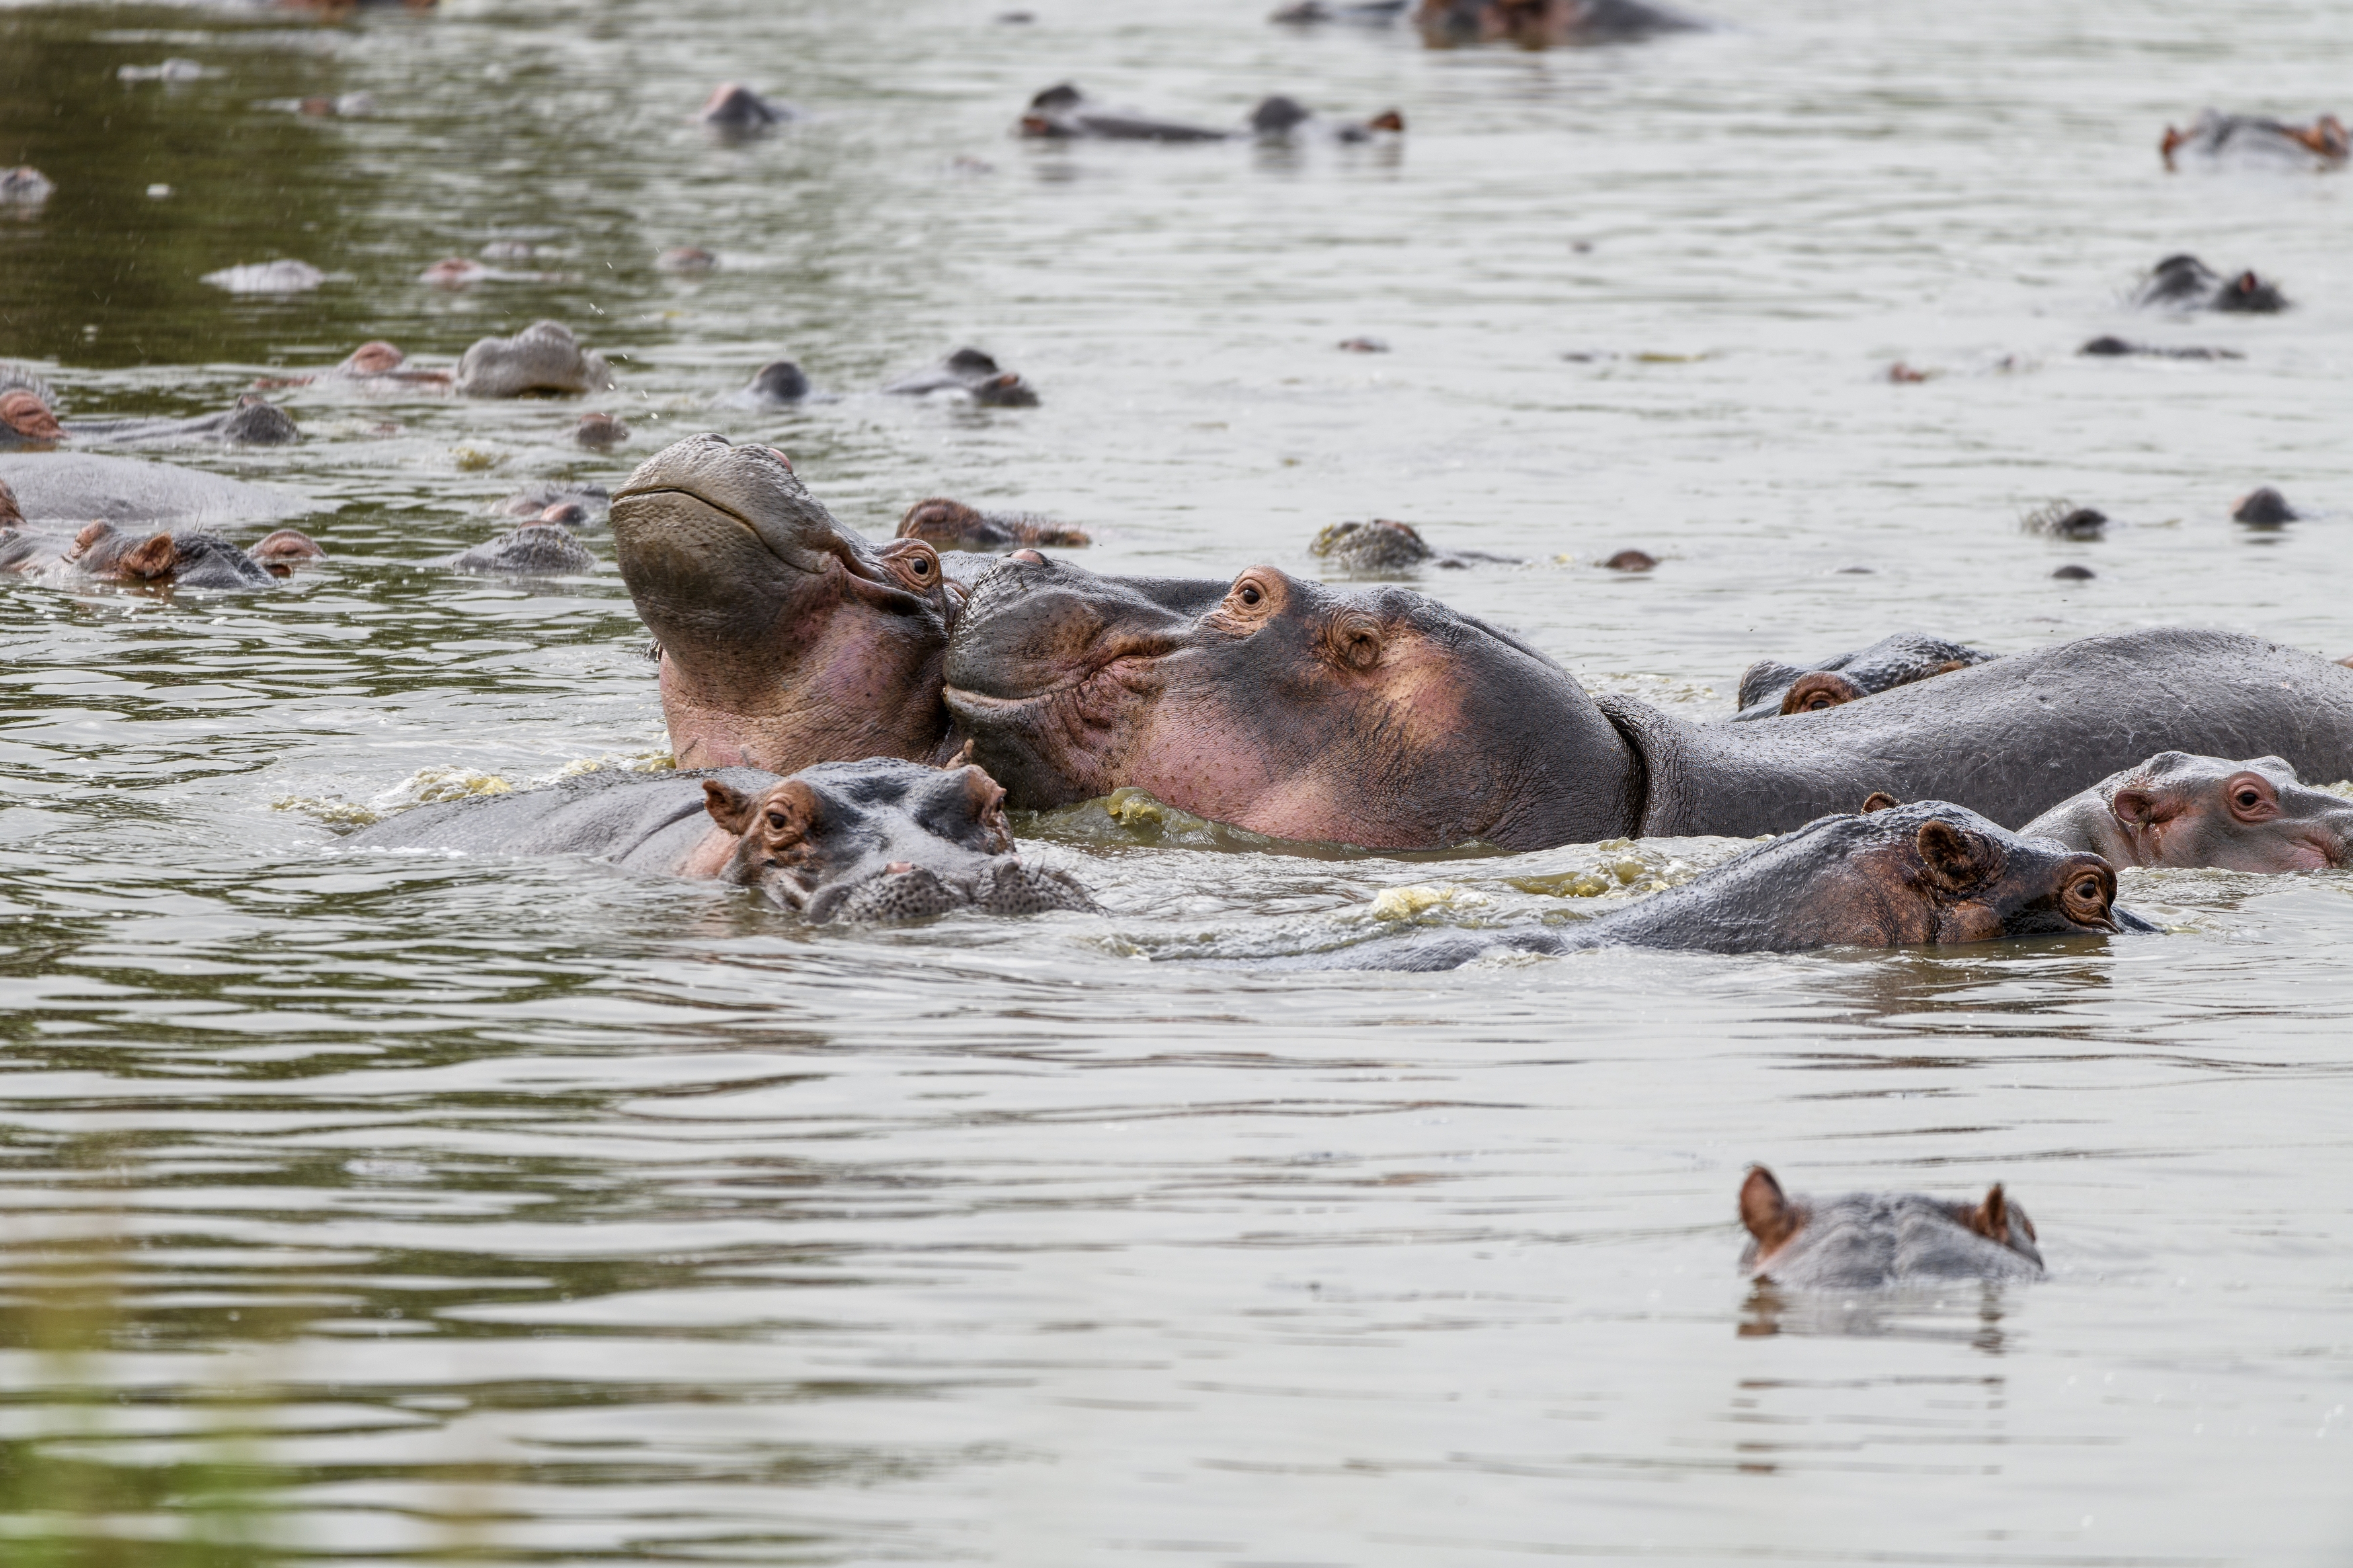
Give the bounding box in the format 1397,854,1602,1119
4,0,2349,1290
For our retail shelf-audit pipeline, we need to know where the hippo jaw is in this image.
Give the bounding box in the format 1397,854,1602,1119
614,436,955,772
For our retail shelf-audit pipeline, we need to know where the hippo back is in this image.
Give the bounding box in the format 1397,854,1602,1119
0,452,311,528
348,767,779,872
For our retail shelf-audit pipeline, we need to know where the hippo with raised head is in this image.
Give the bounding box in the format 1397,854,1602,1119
452,321,616,399
881,347,1038,407
2132,254,2288,313
0,453,311,528
1738,1165,2044,1289
2020,752,2353,872
346,758,1094,922
1266,800,2139,971
432,524,594,575
1416,0,1706,46
0,515,322,589
2161,110,2348,171
1309,518,1519,573
1021,83,1402,144
898,499,1089,552
610,436,2353,850
1732,632,1993,720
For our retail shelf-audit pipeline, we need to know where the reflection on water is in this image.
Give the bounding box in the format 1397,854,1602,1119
3,0,2353,1562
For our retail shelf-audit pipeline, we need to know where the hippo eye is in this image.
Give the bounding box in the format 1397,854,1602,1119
766,811,789,830
1240,585,1261,606
910,556,930,576
2072,876,2103,904
2235,788,2260,809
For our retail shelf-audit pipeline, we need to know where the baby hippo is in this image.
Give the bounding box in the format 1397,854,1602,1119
1738,1165,2044,1288
1299,800,2143,971
1733,632,1993,720
2020,751,2353,872
347,757,1097,923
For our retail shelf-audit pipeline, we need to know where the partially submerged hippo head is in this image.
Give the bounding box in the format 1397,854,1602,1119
738,360,811,404
701,757,1094,921
2020,751,2353,872
941,554,1639,848
897,498,1090,551
697,83,792,134
882,347,1039,407
452,321,616,398
2132,253,2289,313
612,434,957,772
1738,1165,2044,1289
435,523,595,576
218,395,301,446
2233,486,2299,526
0,520,323,588
1,390,63,448
1310,519,1434,571
1734,632,1993,720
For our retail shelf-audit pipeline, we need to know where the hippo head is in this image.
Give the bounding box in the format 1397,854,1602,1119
1737,1165,2045,1284
221,395,299,446
700,757,1095,922
1,390,63,447
744,360,810,403
941,554,1640,848
1603,800,2126,950
61,523,305,588
337,341,409,376
612,434,957,772
1310,519,1434,571
2098,752,2353,872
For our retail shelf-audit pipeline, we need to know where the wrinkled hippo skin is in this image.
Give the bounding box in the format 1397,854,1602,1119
453,321,616,398
2021,751,2353,872
1738,1165,2044,1289
0,452,312,528
1021,83,1402,143
1283,800,2135,971
346,758,1095,923
1733,632,1993,720
434,524,595,575
1309,518,1519,573
2132,254,2288,313
882,347,1038,407
611,435,959,772
2161,110,2348,171
58,395,300,448
0,519,321,589
1417,0,1706,45
898,498,1089,551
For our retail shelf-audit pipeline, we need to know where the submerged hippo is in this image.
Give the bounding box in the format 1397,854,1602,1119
1733,633,1993,721
2233,486,2299,525
452,321,616,399
346,758,1094,922
254,340,454,393
0,518,322,589
898,499,1089,552
2161,110,2348,171
612,436,2353,850
882,347,1037,407
696,83,794,134
492,481,609,526
2021,752,2353,872
2131,254,2288,313
1738,1165,2044,1289
202,260,325,295
54,395,299,448
432,523,594,575
0,452,311,528
1416,0,1705,45
1021,83,1402,144
1271,0,1407,22
1309,518,1519,573
731,360,812,406
2079,336,2242,361
1273,800,2138,971
1,167,54,206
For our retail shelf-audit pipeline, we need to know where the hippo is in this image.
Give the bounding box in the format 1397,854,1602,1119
2020,752,2353,872
1416,0,1706,46
2131,254,2288,313
0,452,311,528
201,259,325,294
1271,0,1408,22
253,341,453,393
1738,1166,2044,1290
1308,519,1518,573
2079,336,2242,361
1,167,55,206
1733,632,1994,721
731,360,812,406
346,758,1094,923
452,321,616,399
1020,83,1402,144
0,518,323,589
491,481,608,527
1,390,63,448
432,524,595,575
1274,800,2138,971
898,499,1089,552
574,412,629,450
696,83,794,134
2233,486,2299,526
2160,110,2348,171
38,395,301,449
881,347,1038,407
658,246,719,274
612,436,2353,850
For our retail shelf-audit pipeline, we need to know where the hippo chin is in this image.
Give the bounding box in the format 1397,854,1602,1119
0,519,322,589
2161,110,2348,171
1733,632,1993,720
0,453,312,528
1416,0,1706,46
1739,1166,2044,1290
1309,519,1519,573
452,321,616,399
2132,254,2288,313
611,435,958,772
433,523,595,575
882,348,1038,407
898,499,1088,552
1281,800,2137,971
345,758,1094,923
2021,751,2353,872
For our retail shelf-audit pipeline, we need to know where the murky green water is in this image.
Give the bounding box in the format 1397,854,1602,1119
2,0,2350,1562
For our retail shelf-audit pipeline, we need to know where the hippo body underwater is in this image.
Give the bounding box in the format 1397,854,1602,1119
1416,0,1706,46
881,348,1039,407
0,453,312,529
2131,254,2288,313
1021,83,1402,145
1738,1166,2045,1289
2021,751,2353,872
610,436,2353,852
346,758,1095,922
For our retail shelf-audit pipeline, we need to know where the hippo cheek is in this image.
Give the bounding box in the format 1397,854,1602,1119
1932,901,2006,944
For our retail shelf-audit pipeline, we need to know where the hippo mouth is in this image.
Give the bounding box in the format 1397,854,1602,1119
614,481,894,589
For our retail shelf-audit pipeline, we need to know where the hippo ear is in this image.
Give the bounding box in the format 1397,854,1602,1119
703,780,756,836
959,764,1012,852
1860,791,1900,814
1781,671,1864,715
119,533,178,581
1739,1166,1802,1250
1965,1184,2011,1247
2108,786,2156,827
1915,818,1994,892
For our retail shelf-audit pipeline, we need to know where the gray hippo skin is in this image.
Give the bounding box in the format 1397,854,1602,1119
2131,254,2288,313
0,453,313,529
434,523,596,575
2021,751,2353,871
2161,110,2348,170
1738,1165,2044,1289
897,498,1088,551
1282,800,2139,971
1733,632,1993,720
453,321,617,398
1417,0,1706,45
347,759,1094,923
881,348,1039,407
1309,519,1520,573
0,514,323,589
